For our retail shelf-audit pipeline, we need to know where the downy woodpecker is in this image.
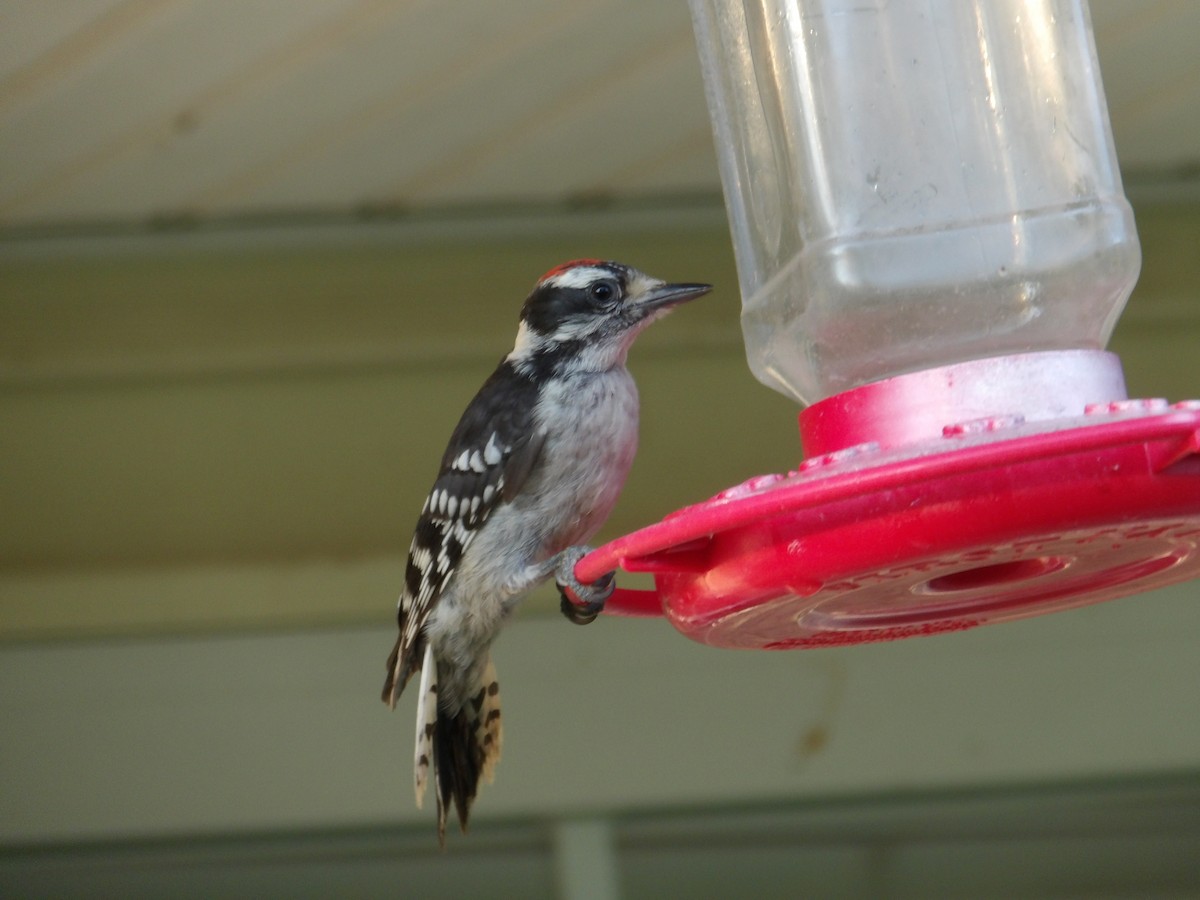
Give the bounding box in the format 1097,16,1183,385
382,259,710,843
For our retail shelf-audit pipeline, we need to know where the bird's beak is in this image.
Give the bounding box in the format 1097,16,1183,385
634,282,712,314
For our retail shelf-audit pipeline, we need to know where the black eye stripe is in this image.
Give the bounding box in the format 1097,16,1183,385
520,273,627,334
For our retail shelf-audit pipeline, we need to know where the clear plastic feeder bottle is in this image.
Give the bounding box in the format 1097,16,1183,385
689,0,1141,405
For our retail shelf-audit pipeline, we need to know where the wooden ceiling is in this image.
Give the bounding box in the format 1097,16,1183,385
2,0,1199,231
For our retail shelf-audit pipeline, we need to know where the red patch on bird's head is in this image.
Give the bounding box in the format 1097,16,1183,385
538,258,606,283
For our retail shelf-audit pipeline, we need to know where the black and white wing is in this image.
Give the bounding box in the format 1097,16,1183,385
382,363,544,706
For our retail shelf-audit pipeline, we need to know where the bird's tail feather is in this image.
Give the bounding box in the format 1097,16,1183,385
381,632,422,709
426,655,503,846
413,642,438,810
476,657,503,786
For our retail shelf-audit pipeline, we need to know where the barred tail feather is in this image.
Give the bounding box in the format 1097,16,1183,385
431,656,502,847
477,658,503,785
413,643,438,810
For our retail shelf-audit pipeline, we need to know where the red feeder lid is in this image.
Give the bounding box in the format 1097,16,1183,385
571,351,1200,649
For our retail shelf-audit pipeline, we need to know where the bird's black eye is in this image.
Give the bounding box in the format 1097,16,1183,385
590,281,617,304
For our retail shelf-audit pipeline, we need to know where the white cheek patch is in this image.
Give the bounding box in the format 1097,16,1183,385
553,317,600,341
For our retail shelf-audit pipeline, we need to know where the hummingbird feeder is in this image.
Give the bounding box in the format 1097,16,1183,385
565,0,1200,649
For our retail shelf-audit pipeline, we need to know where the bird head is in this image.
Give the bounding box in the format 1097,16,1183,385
510,260,711,375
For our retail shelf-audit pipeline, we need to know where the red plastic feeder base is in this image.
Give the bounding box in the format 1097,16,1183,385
573,351,1200,649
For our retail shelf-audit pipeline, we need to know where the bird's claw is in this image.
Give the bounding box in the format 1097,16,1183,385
559,572,614,625
555,546,615,625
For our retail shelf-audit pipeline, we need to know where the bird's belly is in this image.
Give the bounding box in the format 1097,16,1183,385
426,369,640,705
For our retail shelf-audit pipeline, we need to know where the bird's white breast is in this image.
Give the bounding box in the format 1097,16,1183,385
526,366,640,549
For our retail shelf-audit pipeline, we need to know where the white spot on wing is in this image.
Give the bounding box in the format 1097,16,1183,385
451,520,471,546
447,495,458,518
454,449,471,471
483,484,495,504
484,433,503,465
469,450,486,473
410,545,432,581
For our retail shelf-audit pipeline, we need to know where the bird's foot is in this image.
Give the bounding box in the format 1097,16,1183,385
555,546,615,625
